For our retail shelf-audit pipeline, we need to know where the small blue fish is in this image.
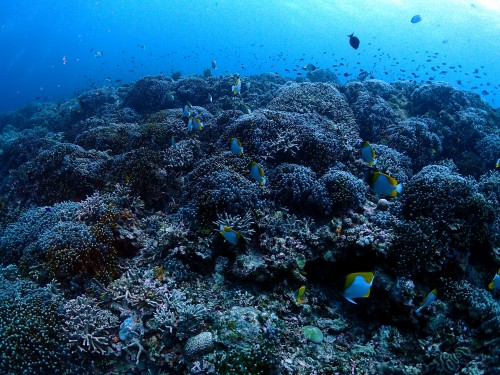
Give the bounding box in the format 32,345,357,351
208,93,213,103
411,15,422,24
489,269,500,290
344,272,374,304
361,141,377,166
219,224,241,245
415,289,437,314
193,118,204,131
187,117,203,131
183,102,192,117
211,60,217,69
232,78,241,95
170,136,176,148
230,138,243,156
69,100,81,112
371,172,403,197
250,161,266,185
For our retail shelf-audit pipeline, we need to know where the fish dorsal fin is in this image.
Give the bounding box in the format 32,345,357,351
344,273,356,289
386,174,398,186
258,166,265,178
360,272,374,284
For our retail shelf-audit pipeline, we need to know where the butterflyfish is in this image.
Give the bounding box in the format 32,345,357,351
344,272,374,304
230,138,243,156
296,285,306,304
415,289,437,314
348,33,360,50
250,161,266,185
489,269,500,290
219,224,241,245
69,100,81,112
240,103,252,115
361,141,377,166
188,117,203,131
183,102,192,117
232,78,241,95
371,172,403,197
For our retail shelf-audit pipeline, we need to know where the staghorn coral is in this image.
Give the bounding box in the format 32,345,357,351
62,295,119,356
214,211,255,242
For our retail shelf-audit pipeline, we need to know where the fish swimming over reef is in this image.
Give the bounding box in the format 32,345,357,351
344,272,374,304
296,285,306,304
183,102,192,117
250,161,266,185
371,172,403,197
230,138,243,156
211,60,217,69
240,103,252,115
219,224,241,245
489,269,500,290
348,33,360,50
303,63,317,72
415,289,437,314
187,117,203,131
411,15,422,23
69,100,81,112
361,141,377,166
232,78,241,95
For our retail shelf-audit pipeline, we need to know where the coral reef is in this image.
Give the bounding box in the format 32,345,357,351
0,72,499,374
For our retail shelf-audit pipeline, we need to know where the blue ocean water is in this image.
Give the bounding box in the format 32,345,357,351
0,0,498,112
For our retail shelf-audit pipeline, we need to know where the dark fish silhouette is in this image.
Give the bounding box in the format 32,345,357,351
348,33,360,50
411,15,422,23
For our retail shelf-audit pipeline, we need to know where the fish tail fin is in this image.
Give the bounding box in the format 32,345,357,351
345,296,357,304
396,184,403,194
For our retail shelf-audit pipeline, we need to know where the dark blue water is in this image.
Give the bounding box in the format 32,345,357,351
0,0,498,112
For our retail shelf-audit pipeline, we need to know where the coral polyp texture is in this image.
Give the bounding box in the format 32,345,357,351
0,74,499,373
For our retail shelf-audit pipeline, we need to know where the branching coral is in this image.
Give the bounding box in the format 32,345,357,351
62,295,119,355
